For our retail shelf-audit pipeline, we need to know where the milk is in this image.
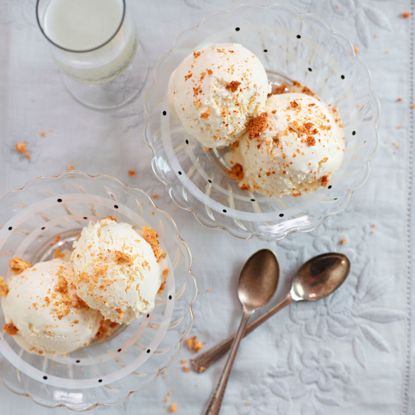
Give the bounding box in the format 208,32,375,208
42,0,136,82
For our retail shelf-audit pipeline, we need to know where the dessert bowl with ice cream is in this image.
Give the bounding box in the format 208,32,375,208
145,4,378,240
0,172,196,410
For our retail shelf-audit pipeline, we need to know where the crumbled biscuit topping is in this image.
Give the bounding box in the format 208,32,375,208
0,277,8,297
114,251,133,265
15,142,31,160
158,268,170,294
141,226,166,263
227,163,244,181
168,403,177,413
95,319,119,340
9,257,32,274
3,322,18,336
185,335,204,352
226,81,241,92
247,113,268,139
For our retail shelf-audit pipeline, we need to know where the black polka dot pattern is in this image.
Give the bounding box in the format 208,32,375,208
57,198,62,203
8,226,12,231
162,110,167,116
296,34,301,39
340,74,345,80
114,205,119,209
235,27,240,31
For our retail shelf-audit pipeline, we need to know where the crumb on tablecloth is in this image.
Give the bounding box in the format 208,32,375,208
15,142,31,160
401,10,411,19
338,238,348,246
67,164,75,171
168,403,177,413
185,335,203,352
353,46,360,55
128,169,137,177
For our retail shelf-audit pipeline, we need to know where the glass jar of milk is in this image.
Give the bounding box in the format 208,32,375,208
36,0,148,110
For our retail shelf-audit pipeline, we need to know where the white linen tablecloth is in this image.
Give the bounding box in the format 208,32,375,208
0,0,414,414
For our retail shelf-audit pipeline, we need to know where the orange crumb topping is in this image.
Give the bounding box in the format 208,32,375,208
9,257,32,274
225,81,241,92
200,108,211,120
227,163,244,181
184,72,192,81
50,234,61,246
15,142,31,160
185,335,204,353
53,248,65,259
3,322,18,336
142,226,166,263
271,83,288,95
67,164,75,171
0,277,8,297
168,403,177,413
103,215,117,222
95,319,119,340
320,175,329,186
247,113,268,139
158,268,170,294
114,251,133,265
193,51,201,58
306,136,316,146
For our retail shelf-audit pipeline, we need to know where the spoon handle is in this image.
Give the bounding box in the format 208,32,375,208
192,294,292,373
204,311,250,415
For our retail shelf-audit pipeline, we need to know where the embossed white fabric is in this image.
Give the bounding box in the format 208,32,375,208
0,0,414,414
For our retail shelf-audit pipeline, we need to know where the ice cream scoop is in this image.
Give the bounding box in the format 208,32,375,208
2,259,101,355
71,218,162,324
227,92,345,197
169,43,270,148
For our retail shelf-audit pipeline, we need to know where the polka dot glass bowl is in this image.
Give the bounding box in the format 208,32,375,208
144,4,379,240
0,171,196,411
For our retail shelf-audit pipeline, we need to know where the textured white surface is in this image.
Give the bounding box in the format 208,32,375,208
0,0,413,414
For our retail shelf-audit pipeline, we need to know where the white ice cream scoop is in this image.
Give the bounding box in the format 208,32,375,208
2,259,102,355
228,92,345,197
169,43,270,148
71,218,162,324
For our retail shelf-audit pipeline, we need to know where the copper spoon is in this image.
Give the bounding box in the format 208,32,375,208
193,253,350,374
204,249,279,415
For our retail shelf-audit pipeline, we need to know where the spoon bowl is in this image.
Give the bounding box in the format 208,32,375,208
238,249,280,312
290,253,350,302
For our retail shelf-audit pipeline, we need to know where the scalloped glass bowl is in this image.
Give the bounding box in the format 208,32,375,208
0,172,196,411
144,5,378,240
